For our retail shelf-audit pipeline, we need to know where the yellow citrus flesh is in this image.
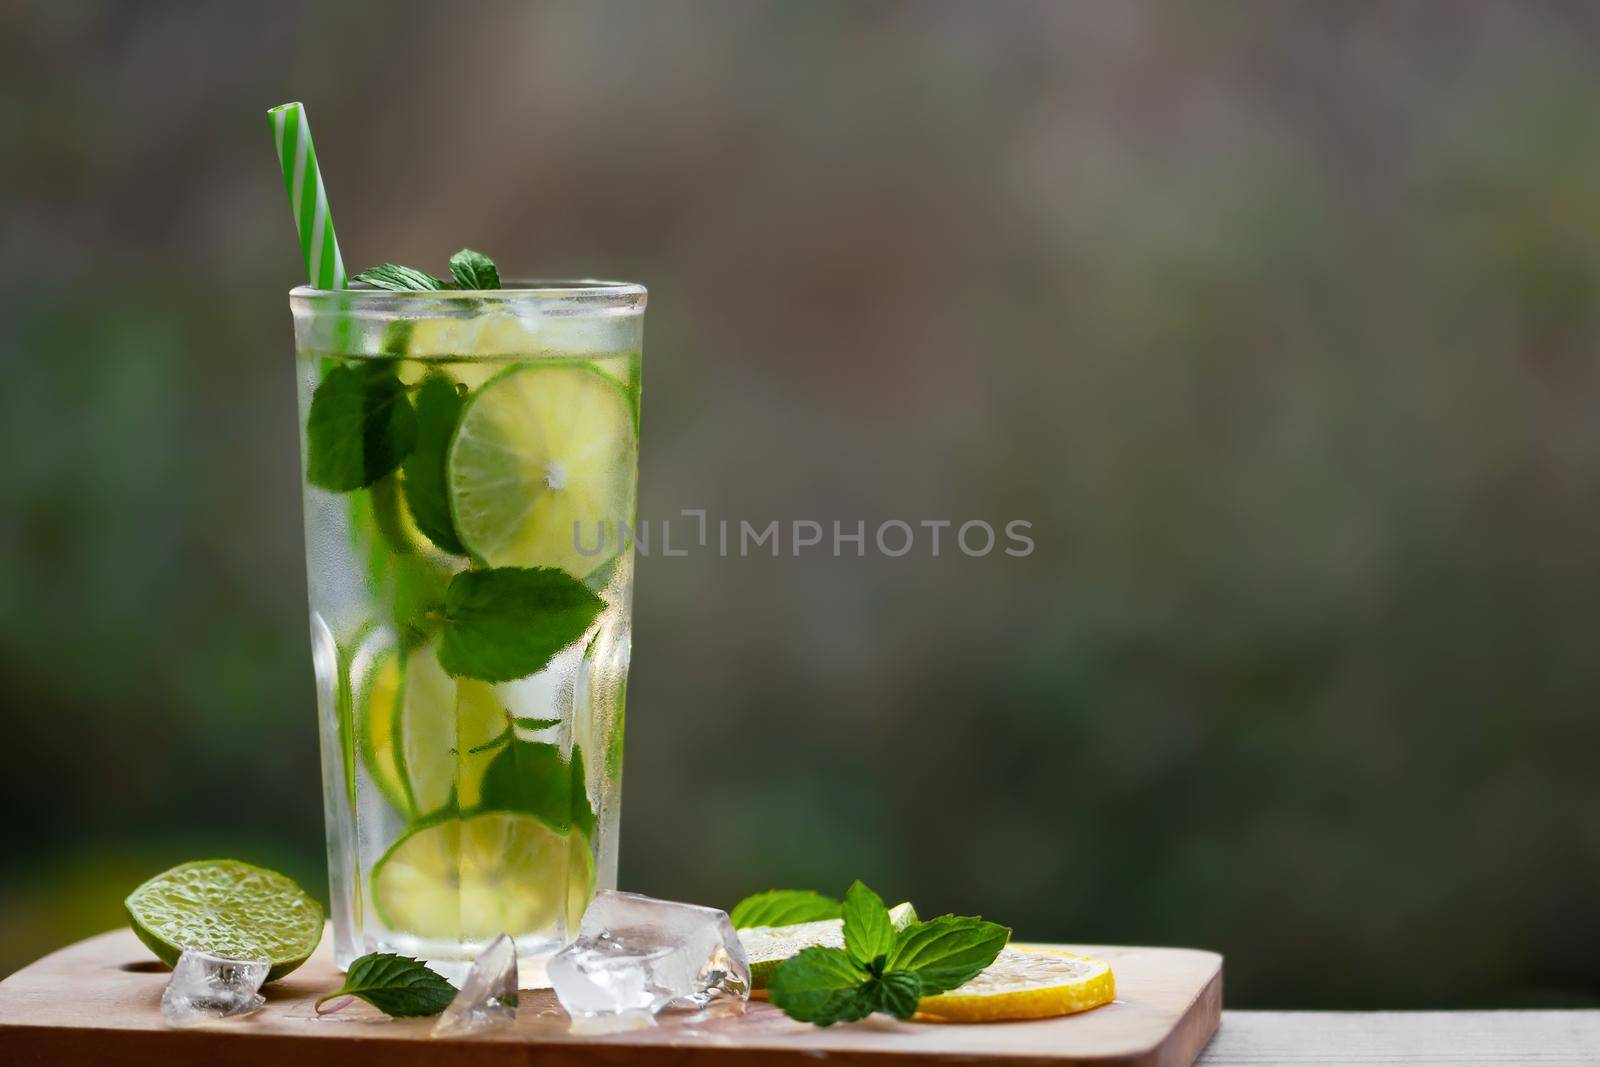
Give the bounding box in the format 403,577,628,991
371,811,567,942
394,640,506,817
916,946,1115,1023
406,317,632,387
352,632,407,812
447,364,636,579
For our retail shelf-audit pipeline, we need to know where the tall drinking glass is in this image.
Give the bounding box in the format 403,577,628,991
290,282,644,981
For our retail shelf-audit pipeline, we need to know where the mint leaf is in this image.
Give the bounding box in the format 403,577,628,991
863,970,923,1019
306,361,418,491
841,881,895,969
380,320,414,354
401,374,467,554
762,888,1009,1026
478,740,573,830
313,953,456,1017
449,248,501,290
437,567,604,682
478,739,596,837
729,889,842,929
355,263,447,291
887,916,1010,995
767,946,871,1026
514,717,561,731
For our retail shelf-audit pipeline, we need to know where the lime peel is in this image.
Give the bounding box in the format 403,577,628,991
125,859,324,981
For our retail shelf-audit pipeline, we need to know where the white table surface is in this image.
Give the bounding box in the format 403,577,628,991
1198,1010,1600,1065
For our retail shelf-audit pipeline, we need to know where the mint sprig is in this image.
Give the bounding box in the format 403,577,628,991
765,880,1009,1027
314,952,456,1017
729,889,843,929
353,249,501,292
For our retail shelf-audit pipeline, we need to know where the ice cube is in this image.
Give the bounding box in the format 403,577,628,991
549,891,749,1019
432,934,519,1038
160,948,269,1028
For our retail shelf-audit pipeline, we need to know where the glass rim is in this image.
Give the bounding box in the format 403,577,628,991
290,278,646,309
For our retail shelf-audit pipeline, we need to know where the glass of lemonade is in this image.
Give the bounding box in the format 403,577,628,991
290,280,644,981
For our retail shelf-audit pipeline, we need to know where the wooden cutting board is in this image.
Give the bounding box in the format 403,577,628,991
0,929,1221,1066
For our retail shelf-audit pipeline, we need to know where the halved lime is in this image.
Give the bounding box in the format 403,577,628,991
447,364,636,579
125,859,324,981
370,811,569,942
393,640,506,817
739,901,918,988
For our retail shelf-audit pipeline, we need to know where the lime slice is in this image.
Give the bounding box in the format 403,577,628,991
739,902,917,988
352,630,407,812
455,679,508,810
405,317,544,391
406,316,635,388
447,364,636,578
370,811,570,942
916,946,1115,1022
394,641,506,817
394,642,456,816
125,859,324,981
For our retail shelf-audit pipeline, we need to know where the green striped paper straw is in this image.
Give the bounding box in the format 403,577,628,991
267,102,346,289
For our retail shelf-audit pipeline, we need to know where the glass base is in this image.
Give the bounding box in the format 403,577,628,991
335,938,562,989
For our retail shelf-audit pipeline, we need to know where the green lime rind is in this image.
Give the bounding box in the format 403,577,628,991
125,859,324,981
739,902,917,988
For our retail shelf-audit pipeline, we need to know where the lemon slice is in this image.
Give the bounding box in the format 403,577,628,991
447,364,636,578
370,811,569,942
916,946,1115,1022
740,902,917,988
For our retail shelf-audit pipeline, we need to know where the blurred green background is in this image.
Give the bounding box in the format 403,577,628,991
3,0,1599,1009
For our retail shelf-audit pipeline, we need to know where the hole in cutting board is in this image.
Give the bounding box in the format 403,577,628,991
120,960,168,973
